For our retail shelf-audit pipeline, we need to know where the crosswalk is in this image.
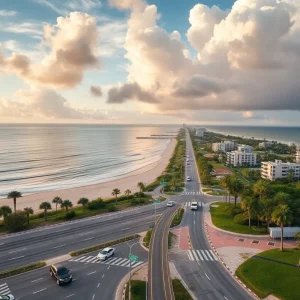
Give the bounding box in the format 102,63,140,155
186,250,218,262
182,191,202,195
69,256,143,268
184,202,204,208
0,283,12,296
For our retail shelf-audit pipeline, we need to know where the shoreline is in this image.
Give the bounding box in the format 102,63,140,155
1,139,176,212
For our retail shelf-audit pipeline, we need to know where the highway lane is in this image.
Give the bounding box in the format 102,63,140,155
0,203,166,271
0,242,147,300
174,129,253,300
148,206,176,300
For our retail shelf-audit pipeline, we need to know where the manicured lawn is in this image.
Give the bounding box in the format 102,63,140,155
125,280,146,300
172,279,192,300
210,202,267,235
212,162,230,170
236,249,300,299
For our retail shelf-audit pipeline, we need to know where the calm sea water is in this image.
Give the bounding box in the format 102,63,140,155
204,126,300,145
0,124,179,197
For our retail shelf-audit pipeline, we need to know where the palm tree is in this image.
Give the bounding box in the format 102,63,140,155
261,198,276,228
52,196,62,217
78,198,89,209
274,192,290,205
272,204,293,251
230,176,244,208
112,188,121,203
295,231,300,249
124,189,131,199
23,207,34,225
137,182,145,196
0,206,12,225
7,191,22,213
241,197,257,228
39,202,52,221
220,175,231,203
287,169,295,183
61,200,73,213
253,180,270,201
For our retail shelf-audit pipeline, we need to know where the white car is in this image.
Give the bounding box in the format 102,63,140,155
0,296,14,300
191,202,198,211
97,247,115,261
167,201,175,207
186,176,191,181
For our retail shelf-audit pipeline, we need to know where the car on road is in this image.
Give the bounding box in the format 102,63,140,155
186,176,191,181
167,201,175,207
191,202,198,211
50,264,72,285
97,247,115,261
0,296,14,300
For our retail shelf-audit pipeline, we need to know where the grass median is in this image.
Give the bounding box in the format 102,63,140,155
210,202,267,235
170,208,184,228
236,248,300,299
125,280,146,300
172,279,193,300
69,234,140,257
0,261,46,279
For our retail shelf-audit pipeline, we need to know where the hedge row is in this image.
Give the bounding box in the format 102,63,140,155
0,261,46,279
69,234,140,257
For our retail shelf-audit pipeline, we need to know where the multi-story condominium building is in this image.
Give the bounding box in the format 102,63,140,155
261,160,300,181
259,141,273,149
195,129,204,137
226,145,257,167
212,141,235,153
296,151,300,163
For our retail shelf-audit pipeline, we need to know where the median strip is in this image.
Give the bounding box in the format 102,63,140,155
0,261,46,279
69,234,140,257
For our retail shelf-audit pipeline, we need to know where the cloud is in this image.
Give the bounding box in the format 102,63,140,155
0,89,108,120
105,0,300,114
0,10,17,17
108,0,146,11
0,12,100,88
107,83,159,104
90,85,103,97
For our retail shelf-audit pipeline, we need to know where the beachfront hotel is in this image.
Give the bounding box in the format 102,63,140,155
261,160,300,181
226,145,257,167
212,141,235,153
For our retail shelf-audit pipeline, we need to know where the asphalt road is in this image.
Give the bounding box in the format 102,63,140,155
0,241,147,300
148,206,176,300
173,129,253,300
0,203,166,271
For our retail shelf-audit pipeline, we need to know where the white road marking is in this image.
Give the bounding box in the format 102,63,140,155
107,266,110,270
55,229,68,233
224,297,229,300
205,250,214,261
205,273,210,281
196,250,203,260
97,283,100,288
187,250,194,260
33,288,47,294
31,278,43,283
209,250,218,261
121,228,130,231
83,237,94,241
0,243,4,245
102,274,105,278
9,247,26,254
87,271,96,276
201,250,209,261
79,231,92,235
53,244,66,249
8,255,24,260
92,294,95,300
65,294,75,298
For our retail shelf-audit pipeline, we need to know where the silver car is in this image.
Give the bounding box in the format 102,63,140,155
167,201,175,207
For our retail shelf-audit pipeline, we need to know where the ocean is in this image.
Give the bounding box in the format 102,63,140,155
204,126,300,145
0,124,179,197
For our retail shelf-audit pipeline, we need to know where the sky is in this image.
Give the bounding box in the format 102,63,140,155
0,0,300,125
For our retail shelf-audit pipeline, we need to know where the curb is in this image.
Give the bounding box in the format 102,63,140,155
203,222,259,299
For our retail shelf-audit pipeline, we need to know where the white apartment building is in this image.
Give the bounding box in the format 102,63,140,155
212,141,235,153
227,145,257,167
259,141,273,149
195,129,204,137
261,160,300,181
296,151,300,163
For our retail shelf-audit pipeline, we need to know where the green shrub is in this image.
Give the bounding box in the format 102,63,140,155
88,199,106,210
233,212,249,225
0,261,46,279
143,229,152,248
107,204,117,212
5,211,28,232
225,205,243,217
64,210,76,220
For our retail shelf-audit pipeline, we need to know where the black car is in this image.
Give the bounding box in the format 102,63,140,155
50,264,72,285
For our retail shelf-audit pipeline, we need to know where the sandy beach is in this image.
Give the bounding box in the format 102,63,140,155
1,139,176,212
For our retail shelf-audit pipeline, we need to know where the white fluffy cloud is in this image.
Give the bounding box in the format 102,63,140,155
0,12,99,88
106,0,300,114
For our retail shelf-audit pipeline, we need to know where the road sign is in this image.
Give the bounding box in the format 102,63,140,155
160,181,168,187
129,254,138,262
154,199,161,203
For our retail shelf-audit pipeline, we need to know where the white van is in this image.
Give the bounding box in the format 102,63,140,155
191,202,198,211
